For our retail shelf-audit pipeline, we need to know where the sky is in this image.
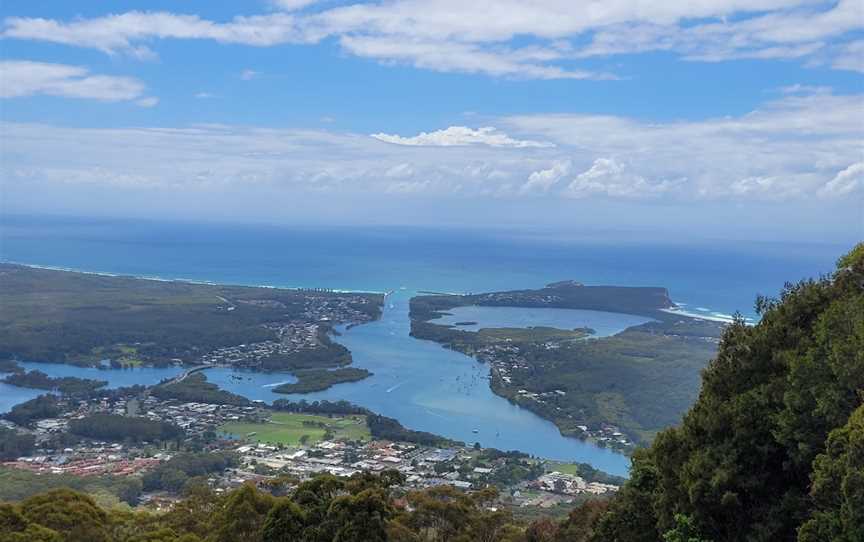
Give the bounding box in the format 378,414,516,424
0,0,862,243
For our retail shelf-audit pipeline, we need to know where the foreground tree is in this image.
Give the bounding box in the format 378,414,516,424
590,244,864,542
18,489,111,542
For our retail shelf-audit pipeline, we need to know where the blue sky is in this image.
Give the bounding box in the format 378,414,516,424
1,0,862,243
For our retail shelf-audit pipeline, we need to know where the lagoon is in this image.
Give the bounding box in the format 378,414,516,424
433,305,653,336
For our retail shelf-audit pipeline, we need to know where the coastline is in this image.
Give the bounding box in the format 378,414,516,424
0,260,388,295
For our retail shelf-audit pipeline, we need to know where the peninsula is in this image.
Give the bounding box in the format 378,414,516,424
410,281,725,451
0,263,384,393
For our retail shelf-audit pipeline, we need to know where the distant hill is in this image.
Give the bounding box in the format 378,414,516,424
413,281,674,320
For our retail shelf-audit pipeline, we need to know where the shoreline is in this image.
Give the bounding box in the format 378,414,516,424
0,260,387,296
2,260,748,324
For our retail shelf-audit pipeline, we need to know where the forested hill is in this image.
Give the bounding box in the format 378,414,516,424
587,244,864,542
411,281,675,320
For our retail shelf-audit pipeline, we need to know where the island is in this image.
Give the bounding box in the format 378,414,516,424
0,263,384,392
410,281,726,451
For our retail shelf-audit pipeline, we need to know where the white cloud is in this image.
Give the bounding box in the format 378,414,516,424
371,126,553,148
830,40,864,73
820,162,864,197
194,92,214,99
0,60,146,101
384,163,415,178
338,35,613,80
1,90,860,203
521,160,571,194
575,0,862,64
135,97,159,107
240,69,258,80
506,90,863,201
3,1,861,79
2,12,305,52
564,158,679,199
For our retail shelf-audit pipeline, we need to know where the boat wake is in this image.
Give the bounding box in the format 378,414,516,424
261,380,294,388
386,381,406,393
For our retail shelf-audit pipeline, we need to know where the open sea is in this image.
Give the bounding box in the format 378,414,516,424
0,215,848,475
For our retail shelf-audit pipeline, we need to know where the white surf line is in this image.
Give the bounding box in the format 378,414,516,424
660,307,738,324
2,260,386,294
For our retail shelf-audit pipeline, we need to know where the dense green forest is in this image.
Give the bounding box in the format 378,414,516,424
3,395,62,426
0,467,143,508
69,414,185,443
141,452,239,493
0,473,523,542
272,367,372,394
0,428,35,460
2,369,107,395
0,263,382,365
151,373,253,406
584,244,864,541
410,281,676,320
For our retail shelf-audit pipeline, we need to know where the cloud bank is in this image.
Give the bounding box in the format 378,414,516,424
3,90,861,204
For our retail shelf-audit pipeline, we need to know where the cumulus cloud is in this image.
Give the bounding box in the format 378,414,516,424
521,160,572,194
820,162,864,197
563,158,679,199
371,126,553,148
3,1,861,79
505,90,863,200
0,60,148,102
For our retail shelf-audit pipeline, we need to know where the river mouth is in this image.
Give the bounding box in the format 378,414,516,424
260,290,634,476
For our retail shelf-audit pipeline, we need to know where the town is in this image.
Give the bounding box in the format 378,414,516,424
0,385,621,515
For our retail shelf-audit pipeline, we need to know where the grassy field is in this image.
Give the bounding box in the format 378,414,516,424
220,412,370,446
548,462,581,475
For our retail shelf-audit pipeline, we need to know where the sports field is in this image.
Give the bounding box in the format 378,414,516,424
219,412,370,446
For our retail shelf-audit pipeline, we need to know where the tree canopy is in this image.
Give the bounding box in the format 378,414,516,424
591,243,864,541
